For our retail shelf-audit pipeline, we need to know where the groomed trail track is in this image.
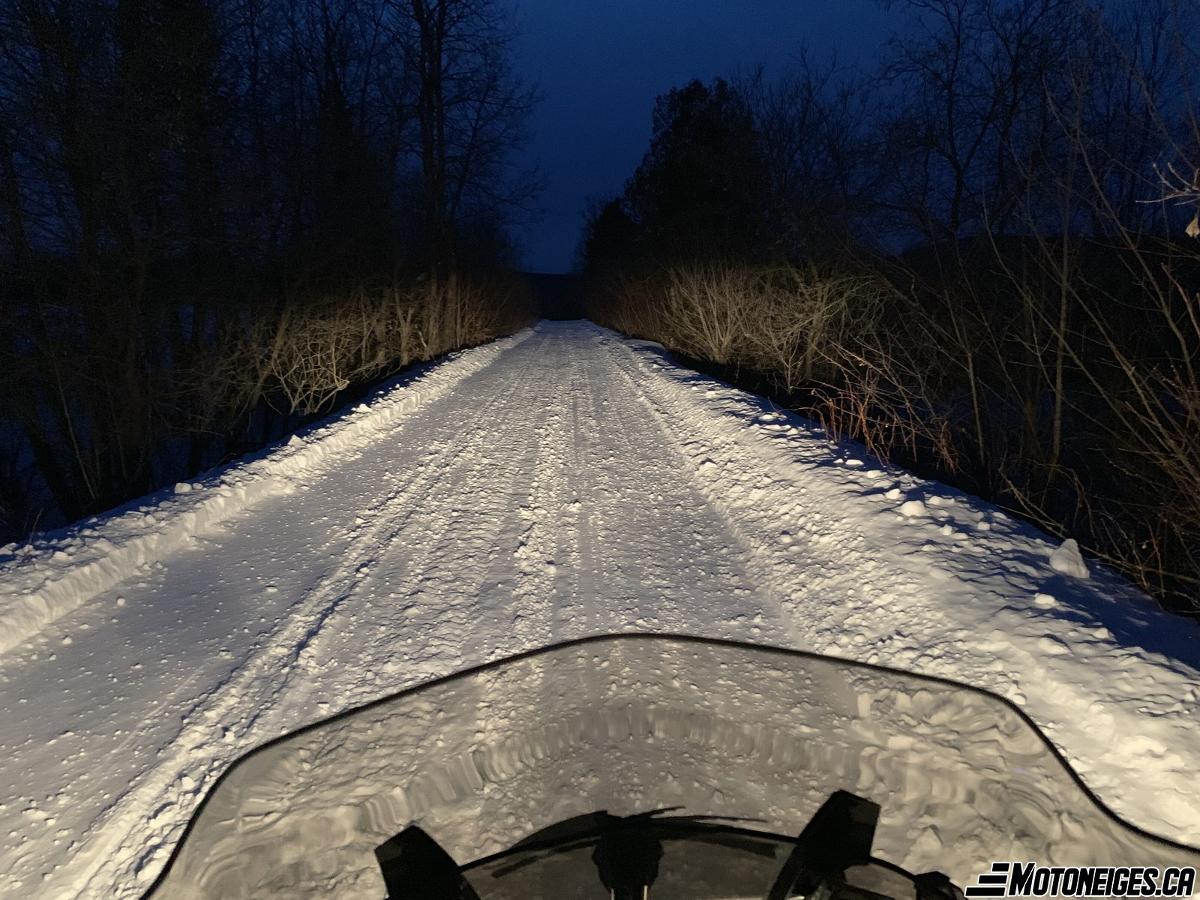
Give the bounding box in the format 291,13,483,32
1,321,1199,897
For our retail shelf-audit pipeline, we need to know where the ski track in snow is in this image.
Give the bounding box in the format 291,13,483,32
0,320,1198,897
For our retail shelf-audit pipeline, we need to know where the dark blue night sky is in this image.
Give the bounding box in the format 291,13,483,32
510,0,902,272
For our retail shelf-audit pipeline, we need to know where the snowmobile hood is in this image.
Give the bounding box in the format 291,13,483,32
141,633,1200,898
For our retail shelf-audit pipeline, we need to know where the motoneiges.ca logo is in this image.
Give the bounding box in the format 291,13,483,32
965,862,1196,898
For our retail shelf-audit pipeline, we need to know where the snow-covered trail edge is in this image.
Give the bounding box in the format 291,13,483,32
0,329,533,655
604,329,1200,842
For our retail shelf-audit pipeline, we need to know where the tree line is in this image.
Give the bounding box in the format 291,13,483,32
582,0,1200,614
0,0,536,541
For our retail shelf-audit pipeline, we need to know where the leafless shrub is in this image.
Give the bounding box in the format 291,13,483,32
658,264,756,364
740,264,888,391
585,270,672,339
590,260,955,465
185,273,530,420
264,297,391,415
1154,163,1200,237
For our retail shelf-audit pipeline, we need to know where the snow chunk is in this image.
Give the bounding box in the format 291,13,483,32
1038,635,1072,655
898,499,927,518
1049,538,1090,579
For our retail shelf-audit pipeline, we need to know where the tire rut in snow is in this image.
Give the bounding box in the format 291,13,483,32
257,329,567,722
584,330,792,640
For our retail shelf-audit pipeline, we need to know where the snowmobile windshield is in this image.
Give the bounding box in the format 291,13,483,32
142,634,1200,899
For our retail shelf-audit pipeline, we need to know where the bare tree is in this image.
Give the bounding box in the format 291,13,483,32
739,58,879,256
877,0,1084,241
399,0,536,273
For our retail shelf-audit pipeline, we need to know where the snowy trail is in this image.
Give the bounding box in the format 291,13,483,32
1,320,1198,898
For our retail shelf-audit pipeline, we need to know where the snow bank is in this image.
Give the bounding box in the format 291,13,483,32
0,329,531,656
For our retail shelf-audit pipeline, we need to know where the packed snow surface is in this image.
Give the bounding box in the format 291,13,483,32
0,320,1198,898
